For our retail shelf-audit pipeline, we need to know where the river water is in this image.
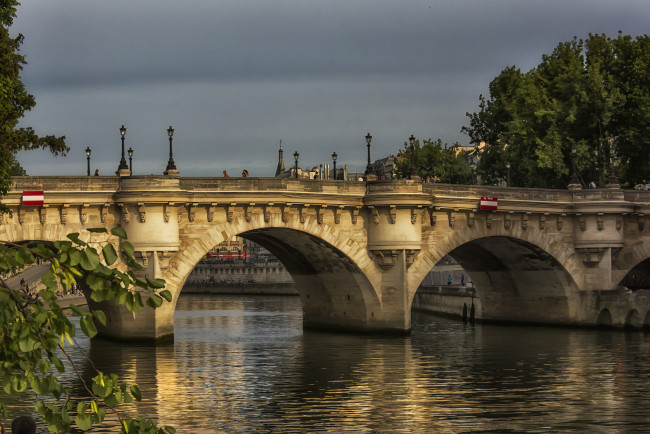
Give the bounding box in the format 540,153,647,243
4,293,650,432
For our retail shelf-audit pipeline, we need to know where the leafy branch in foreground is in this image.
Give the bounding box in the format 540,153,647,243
0,227,174,433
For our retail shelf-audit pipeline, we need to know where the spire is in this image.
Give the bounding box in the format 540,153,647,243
275,140,285,177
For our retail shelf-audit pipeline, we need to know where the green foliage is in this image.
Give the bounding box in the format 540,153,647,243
462,32,649,188
0,0,67,203
0,228,174,432
394,138,472,184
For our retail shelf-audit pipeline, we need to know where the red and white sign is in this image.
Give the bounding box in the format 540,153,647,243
480,196,498,210
21,190,44,206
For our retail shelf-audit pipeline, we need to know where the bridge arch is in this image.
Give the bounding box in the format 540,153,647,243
411,218,583,325
165,213,383,331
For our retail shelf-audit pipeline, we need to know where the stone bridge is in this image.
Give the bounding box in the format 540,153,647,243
3,175,650,339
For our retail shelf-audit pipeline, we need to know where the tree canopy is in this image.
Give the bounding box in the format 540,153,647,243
0,0,66,199
462,32,650,188
394,138,472,184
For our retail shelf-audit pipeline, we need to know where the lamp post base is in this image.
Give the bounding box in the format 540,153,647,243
164,169,179,176
117,168,131,177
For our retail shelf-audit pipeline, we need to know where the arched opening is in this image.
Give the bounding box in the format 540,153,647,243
413,236,578,325
597,309,613,328
624,309,641,330
621,258,650,290
177,227,381,332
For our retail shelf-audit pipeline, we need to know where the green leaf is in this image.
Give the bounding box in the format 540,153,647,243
80,317,98,338
110,227,128,239
130,384,142,401
67,233,87,246
164,426,177,434
146,278,166,289
159,290,173,302
80,248,100,271
146,294,163,309
93,310,107,326
69,304,90,316
87,227,108,233
121,241,135,258
68,249,81,266
76,411,92,431
102,244,118,266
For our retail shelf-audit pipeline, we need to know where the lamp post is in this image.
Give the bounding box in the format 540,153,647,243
506,161,511,187
332,152,337,180
85,147,91,176
117,125,129,175
364,133,372,176
164,125,177,175
128,148,133,174
293,151,299,179
409,134,417,179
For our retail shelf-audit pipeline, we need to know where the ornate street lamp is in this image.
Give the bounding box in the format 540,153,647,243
85,147,91,176
117,125,129,174
128,147,134,174
293,151,299,179
164,125,177,175
506,161,511,187
364,133,372,176
409,134,417,179
332,152,338,180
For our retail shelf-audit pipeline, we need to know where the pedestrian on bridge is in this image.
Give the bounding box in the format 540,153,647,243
223,170,229,177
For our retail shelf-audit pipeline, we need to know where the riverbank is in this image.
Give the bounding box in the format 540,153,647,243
182,282,297,295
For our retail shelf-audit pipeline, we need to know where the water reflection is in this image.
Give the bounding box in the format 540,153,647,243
3,294,650,432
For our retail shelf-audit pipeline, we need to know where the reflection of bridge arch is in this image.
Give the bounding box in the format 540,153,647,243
167,216,383,331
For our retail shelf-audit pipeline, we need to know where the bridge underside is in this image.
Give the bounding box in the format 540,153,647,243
450,236,579,324
241,228,383,331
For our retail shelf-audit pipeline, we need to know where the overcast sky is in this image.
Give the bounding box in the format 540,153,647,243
13,0,649,177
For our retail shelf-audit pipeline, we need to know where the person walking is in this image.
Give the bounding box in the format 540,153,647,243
242,169,249,177
223,170,229,177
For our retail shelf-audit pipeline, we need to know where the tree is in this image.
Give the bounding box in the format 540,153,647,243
394,138,472,184
0,229,175,433
0,0,66,201
462,32,648,188
1,2,175,432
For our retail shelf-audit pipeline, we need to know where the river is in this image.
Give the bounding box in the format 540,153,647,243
3,293,650,432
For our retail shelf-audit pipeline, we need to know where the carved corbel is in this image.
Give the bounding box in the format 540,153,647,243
486,214,492,229
187,203,197,223
60,204,70,225
448,211,455,228
226,203,235,223
333,207,342,224
80,204,89,224
521,213,529,230
163,203,173,223
539,213,548,230
466,211,475,228
245,203,256,222
616,217,623,231
351,207,360,225
17,206,24,224
576,247,606,267
263,204,272,223
389,206,396,224
411,208,418,224
39,205,48,224
101,203,109,223
281,205,290,223
557,213,565,231
597,213,604,231
429,207,437,226
638,213,645,232
316,205,325,224
138,203,147,223
207,203,217,222
369,207,379,224
299,205,310,223
504,212,513,230
577,214,586,231
118,203,129,224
